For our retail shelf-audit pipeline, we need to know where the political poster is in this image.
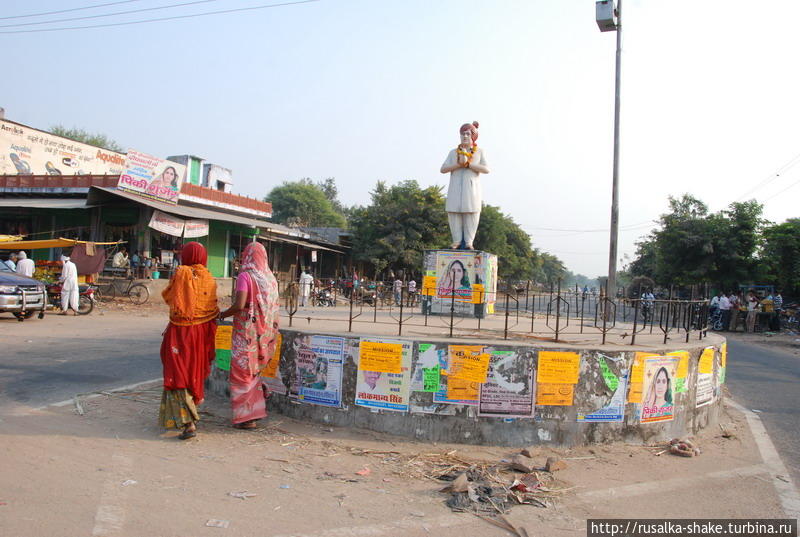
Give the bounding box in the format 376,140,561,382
478,348,535,418
627,351,658,403
427,251,495,316
718,343,727,385
293,335,345,407
410,343,443,393
1,118,127,176
667,350,690,394
433,345,483,406
641,356,678,423
118,149,186,205
536,351,581,406
696,347,716,408
214,323,233,371
355,337,412,412
260,332,286,395
577,354,627,423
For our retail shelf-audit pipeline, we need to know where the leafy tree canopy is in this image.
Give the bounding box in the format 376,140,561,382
50,125,124,152
265,178,347,228
761,218,800,295
473,205,540,281
349,180,448,276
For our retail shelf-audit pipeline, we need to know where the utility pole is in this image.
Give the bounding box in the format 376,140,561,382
596,0,622,301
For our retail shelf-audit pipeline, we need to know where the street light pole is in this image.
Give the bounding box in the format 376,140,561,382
596,0,623,301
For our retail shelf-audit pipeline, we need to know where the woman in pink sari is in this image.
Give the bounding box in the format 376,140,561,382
218,242,280,429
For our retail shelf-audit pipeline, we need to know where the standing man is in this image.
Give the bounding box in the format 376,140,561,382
641,288,655,324
59,253,79,315
299,269,314,307
15,251,35,278
3,253,17,271
407,279,417,307
440,121,490,250
393,276,403,306
718,292,731,331
772,290,783,331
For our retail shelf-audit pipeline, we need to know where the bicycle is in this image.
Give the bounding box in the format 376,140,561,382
708,308,724,331
97,277,150,305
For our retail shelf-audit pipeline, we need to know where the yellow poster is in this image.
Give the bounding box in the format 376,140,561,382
260,332,283,379
422,275,437,296
536,383,574,406
699,347,714,374
215,325,232,351
447,377,479,401
359,341,403,373
537,351,581,384
720,343,727,368
449,345,489,383
667,350,690,379
627,352,658,403
471,283,485,304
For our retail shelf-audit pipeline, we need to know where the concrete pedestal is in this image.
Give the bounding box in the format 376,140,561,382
419,249,497,319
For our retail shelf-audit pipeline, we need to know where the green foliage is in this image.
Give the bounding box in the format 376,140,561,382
473,205,539,281
628,194,767,289
536,251,568,286
265,179,347,228
50,125,124,152
761,219,800,295
349,180,449,275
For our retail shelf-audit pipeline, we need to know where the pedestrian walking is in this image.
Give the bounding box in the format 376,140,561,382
718,292,731,331
393,277,403,306
728,292,740,331
299,270,313,307
218,242,280,430
407,279,417,307
745,290,759,333
159,242,219,440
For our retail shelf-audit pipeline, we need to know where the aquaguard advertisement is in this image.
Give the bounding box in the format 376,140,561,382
0,119,127,176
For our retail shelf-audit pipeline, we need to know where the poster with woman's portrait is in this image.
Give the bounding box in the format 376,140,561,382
436,252,475,301
640,356,679,423
118,149,186,205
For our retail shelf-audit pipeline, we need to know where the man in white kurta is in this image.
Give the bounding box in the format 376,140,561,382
15,251,35,278
440,121,490,249
299,270,314,307
59,254,79,315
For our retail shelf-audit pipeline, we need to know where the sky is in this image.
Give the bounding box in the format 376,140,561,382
3,0,799,277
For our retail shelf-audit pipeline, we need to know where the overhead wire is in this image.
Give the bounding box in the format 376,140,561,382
0,0,321,34
734,150,800,202
0,0,223,28
0,0,144,20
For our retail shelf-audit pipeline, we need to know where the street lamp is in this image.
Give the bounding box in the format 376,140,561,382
597,0,622,301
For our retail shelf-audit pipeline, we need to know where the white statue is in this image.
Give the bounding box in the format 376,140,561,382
440,121,490,250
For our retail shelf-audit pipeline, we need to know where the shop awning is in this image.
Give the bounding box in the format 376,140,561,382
87,187,270,229
0,198,88,209
0,238,123,250
258,235,346,254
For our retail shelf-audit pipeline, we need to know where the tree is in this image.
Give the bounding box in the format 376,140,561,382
538,252,567,286
473,205,539,281
50,125,124,152
265,179,347,228
349,180,449,276
761,219,800,295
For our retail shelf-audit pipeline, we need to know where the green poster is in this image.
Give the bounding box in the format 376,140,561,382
422,367,440,392
598,357,619,391
675,377,687,393
216,349,231,371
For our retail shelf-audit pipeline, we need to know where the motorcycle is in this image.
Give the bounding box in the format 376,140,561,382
312,287,335,307
46,283,96,315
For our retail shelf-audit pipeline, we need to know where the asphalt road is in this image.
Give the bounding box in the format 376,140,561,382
726,338,800,484
0,310,165,410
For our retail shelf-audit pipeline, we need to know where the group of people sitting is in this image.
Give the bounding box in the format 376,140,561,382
111,247,164,279
710,290,784,332
158,241,280,440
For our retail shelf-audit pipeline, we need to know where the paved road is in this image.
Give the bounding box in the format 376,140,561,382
726,338,800,484
0,311,165,410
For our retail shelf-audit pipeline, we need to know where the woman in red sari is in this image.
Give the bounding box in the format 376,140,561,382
219,241,280,429
159,242,219,440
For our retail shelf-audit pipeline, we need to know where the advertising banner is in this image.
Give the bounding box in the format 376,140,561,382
641,356,679,423
424,250,497,317
356,337,412,412
478,348,536,418
433,345,484,406
293,335,345,407
148,210,185,237
118,149,186,205
536,351,581,406
183,219,209,238
0,119,127,176
696,347,716,408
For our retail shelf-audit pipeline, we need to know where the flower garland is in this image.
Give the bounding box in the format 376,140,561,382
456,144,478,166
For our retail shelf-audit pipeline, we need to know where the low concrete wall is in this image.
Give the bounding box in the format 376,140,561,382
207,328,726,447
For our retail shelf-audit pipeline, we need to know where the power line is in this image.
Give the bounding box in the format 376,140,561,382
0,0,320,34
761,176,800,203
522,220,654,234
734,150,800,202
0,0,144,20
0,0,223,28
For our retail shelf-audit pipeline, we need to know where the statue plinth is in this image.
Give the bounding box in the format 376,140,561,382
419,249,498,319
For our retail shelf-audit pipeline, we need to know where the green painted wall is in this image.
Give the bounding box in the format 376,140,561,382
195,221,258,278
190,158,201,185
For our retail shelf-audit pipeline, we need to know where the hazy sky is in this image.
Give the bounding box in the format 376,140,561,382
4,0,799,276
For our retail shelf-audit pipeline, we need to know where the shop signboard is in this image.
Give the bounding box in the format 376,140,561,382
0,119,127,176
118,149,186,205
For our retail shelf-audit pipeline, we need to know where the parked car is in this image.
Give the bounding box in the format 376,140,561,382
0,261,47,321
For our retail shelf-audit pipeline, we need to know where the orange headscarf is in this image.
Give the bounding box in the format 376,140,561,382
162,242,219,326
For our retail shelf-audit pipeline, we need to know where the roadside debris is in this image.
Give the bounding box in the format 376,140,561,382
544,457,567,472
205,519,230,528
228,491,257,500
355,467,371,476
120,480,137,486
669,438,700,457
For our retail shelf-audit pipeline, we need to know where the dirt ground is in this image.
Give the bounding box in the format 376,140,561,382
0,382,789,537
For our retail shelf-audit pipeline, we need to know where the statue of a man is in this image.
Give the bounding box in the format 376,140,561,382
440,121,490,250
